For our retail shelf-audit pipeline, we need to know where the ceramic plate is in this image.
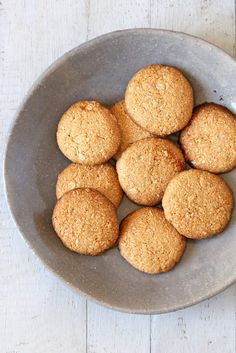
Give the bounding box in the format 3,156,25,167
4,29,236,314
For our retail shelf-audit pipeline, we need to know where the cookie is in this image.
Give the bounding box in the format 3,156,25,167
57,101,121,165
162,169,234,239
125,64,193,136
56,162,123,207
110,100,153,159
180,103,236,173
116,137,185,205
52,188,119,255
119,208,186,274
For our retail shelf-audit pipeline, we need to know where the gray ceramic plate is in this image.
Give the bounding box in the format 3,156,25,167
4,29,236,314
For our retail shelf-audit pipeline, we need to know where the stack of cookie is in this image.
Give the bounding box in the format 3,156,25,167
52,64,235,275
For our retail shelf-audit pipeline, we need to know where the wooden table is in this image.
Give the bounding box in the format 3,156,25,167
1,1,235,352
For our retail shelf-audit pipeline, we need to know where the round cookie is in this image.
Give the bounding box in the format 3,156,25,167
57,101,121,165
52,188,119,255
125,64,193,136
56,162,123,207
162,169,234,239
116,137,185,205
110,100,153,159
180,103,236,173
119,208,186,274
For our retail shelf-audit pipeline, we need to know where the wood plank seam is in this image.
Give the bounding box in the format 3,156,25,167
86,0,90,41
235,0,236,56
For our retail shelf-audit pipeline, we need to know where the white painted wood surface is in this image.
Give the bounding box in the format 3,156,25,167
0,1,235,352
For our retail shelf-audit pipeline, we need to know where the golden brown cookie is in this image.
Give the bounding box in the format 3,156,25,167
180,103,236,174
52,188,119,255
56,162,123,207
125,64,193,136
116,137,185,205
110,100,153,159
57,101,121,165
162,169,234,239
119,208,186,274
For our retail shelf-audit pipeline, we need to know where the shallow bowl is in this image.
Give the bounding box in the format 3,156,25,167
4,29,236,314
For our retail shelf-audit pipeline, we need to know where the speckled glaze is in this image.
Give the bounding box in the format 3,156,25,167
3,29,236,314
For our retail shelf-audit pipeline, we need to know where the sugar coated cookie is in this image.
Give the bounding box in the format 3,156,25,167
125,64,193,136
57,101,121,165
52,188,119,255
162,169,234,239
119,207,186,274
116,137,185,205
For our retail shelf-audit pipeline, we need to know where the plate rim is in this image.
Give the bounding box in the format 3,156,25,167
3,28,236,314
